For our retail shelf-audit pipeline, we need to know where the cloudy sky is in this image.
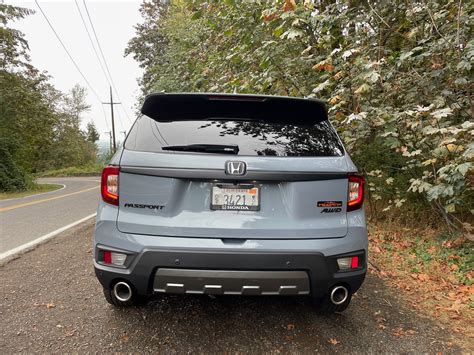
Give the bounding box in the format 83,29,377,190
7,0,143,142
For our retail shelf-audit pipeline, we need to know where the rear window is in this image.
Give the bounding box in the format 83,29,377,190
125,115,344,157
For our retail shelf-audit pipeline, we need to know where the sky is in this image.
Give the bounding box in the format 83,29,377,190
7,0,143,143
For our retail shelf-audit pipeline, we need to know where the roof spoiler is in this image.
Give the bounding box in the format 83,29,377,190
141,93,328,125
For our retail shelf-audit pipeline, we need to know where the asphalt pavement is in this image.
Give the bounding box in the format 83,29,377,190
0,220,468,353
0,177,99,258
0,177,470,352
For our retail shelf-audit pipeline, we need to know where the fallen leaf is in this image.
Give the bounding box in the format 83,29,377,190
418,273,430,282
287,324,295,330
121,334,130,343
328,338,339,345
449,300,462,314
392,327,405,337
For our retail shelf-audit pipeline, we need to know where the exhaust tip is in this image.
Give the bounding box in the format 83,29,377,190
113,281,132,302
330,285,349,305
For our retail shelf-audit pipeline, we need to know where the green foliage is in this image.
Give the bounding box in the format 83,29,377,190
0,5,99,191
127,0,473,232
38,163,104,178
86,121,100,144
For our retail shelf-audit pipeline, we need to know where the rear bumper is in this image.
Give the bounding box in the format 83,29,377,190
93,206,368,298
94,248,366,297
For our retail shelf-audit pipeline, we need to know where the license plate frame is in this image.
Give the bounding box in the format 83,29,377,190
210,184,260,211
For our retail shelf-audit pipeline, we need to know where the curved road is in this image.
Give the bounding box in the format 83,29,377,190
0,177,99,258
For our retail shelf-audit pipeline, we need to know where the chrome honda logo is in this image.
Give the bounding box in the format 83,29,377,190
225,161,246,176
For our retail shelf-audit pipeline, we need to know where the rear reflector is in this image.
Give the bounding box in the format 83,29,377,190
351,256,359,268
337,256,360,270
103,250,112,264
100,250,127,266
347,174,364,211
101,166,119,206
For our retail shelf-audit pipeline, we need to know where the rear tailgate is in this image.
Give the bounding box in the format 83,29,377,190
117,151,348,239
116,93,349,239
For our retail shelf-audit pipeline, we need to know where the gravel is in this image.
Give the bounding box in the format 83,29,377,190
0,220,467,353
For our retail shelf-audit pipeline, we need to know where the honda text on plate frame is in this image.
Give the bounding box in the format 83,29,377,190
93,93,368,313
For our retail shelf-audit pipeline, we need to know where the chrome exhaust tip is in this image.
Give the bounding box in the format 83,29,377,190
330,285,349,305
113,281,132,302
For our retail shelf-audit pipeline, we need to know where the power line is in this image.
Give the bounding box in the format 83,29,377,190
74,0,110,87
100,104,110,131
115,106,125,131
35,0,110,131
82,0,132,125
35,0,101,103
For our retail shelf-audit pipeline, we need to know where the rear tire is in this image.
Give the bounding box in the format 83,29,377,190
312,292,352,314
103,287,148,307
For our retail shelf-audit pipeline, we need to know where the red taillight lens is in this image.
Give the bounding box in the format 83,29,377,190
101,166,119,206
103,250,112,264
347,174,364,212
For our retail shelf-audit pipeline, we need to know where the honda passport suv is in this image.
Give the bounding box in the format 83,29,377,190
94,93,367,313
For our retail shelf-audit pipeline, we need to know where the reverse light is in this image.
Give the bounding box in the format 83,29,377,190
101,250,127,266
337,256,360,270
101,166,119,206
347,174,364,212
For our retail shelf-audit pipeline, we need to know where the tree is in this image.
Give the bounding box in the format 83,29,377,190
127,0,473,232
0,3,58,189
49,85,97,168
86,121,100,144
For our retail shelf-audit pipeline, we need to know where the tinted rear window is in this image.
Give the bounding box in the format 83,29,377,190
125,115,344,157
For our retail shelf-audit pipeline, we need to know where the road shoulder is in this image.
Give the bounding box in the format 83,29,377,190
0,221,469,353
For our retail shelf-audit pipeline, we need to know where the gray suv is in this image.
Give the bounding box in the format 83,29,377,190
94,93,367,313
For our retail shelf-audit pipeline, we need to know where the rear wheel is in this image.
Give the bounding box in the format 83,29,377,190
103,284,148,307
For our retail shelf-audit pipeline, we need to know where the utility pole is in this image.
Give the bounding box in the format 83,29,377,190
103,86,121,153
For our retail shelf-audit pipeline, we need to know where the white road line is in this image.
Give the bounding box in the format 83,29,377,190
0,213,97,262
0,184,66,203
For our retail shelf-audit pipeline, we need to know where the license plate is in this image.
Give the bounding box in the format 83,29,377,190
211,185,260,211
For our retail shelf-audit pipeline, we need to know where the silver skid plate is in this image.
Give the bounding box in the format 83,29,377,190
154,269,310,296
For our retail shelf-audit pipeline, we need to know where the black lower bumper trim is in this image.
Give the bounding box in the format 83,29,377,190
94,249,366,298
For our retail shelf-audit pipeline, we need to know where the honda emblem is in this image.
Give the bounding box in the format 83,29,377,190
225,161,247,176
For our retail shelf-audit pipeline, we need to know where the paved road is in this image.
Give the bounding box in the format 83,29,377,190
0,177,99,258
0,221,468,353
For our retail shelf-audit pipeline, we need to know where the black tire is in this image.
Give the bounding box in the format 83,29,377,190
103,287,148,307
312,292,352,314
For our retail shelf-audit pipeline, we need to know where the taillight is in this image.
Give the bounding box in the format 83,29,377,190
101,166,119,206
347,174,364,212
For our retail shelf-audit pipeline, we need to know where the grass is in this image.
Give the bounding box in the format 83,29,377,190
38,164,103,177
0,183,63,200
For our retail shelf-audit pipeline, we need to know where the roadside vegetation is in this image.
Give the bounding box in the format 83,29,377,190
0,183,63,200
126,0,473,329
0,4,102,193
38,164,104,178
